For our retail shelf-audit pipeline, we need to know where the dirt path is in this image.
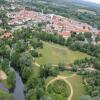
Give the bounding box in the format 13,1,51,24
34,62,40,67
0,70,7,80
34,59,76,100
46,74,76,100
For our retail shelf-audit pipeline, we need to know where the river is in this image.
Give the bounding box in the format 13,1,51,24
13,71,25,100
0,71,25,100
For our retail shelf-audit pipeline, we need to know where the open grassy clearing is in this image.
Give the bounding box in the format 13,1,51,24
47,80,70,100
0,90,13,100
34,42,87,100
67,75,86,100
45,73,85,100
45,71,74,85
78,9,96,15
59,71,74,77
36,42,90,65
32,63,40,77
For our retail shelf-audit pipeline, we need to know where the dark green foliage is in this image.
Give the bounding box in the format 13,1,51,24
40,64,59,78
0,10,11,30
58,63,66,71
30,50,39,57
19,52,33,68
7,69,16,88
95,34,100,42
94,60,100,70
47,80,69,100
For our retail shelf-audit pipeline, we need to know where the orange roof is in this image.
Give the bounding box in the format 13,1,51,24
0,32,13,39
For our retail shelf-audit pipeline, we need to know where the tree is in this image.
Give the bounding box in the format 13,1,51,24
94,60,100,70
40,64,51,78
80,95,92,100
19,52,33,68
11,51,20,68
84,32,92,39
15,40,28,52
93,96,100,100
7,69,16,88
0,45,11,59
40,96,53,100
26,89,36,100
40,64,59,78
21,67,32,82
0,10,11,30
58,63,66,71
76,33,85,41
30,50,39,57
1,58,9,72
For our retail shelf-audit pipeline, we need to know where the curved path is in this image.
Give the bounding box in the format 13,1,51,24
34,62,40,67
46,74,76,100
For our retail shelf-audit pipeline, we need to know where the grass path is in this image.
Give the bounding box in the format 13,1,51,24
46,74,76,100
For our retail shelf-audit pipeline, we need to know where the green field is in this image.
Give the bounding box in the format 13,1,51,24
36,42,90,65
67,75,86,100
59,71,74,76
35,42,87,100
0,90,13,100
78,9,96,15
47,80,70,100
45,71,74,85
46,73,86,100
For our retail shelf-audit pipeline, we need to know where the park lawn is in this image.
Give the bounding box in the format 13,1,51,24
0,90,13,100
32,61,40,77
46,73,86,100
59,71,74,77
36,42,90,65
67,75,86,100
45,76,55,85
45,71,74,85
47,80,71,100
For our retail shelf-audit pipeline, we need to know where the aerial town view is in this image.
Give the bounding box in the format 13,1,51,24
0,0,100,100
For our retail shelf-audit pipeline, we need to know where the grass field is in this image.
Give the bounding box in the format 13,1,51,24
35,42,87,100
45,71,74,85
78,9,96,15
46,72,86,100
67,75,86,100
0,90,13,100
36,42,90,65
59,71,74,76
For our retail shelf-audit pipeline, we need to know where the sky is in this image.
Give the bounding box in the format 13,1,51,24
83,0,100,4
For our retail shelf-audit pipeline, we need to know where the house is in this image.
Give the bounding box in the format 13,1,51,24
0,32,13,39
